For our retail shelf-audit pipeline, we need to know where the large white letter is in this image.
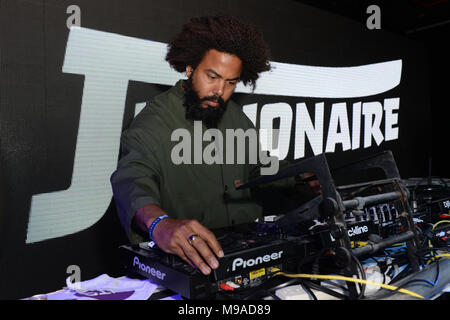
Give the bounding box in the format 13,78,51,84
362,101,384,148
384,98,400,142
352,102,362,150
294,102,324,159
242,103,258,126
26,27,181,243
325,103,351,153
259,103,292,160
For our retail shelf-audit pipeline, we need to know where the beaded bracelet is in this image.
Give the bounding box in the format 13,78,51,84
148,214,169,241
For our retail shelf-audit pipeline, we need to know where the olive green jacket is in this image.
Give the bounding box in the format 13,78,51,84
111,80,294,244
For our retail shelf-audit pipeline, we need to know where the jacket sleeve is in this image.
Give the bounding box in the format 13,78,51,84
248,151,296,189
110,126,162,243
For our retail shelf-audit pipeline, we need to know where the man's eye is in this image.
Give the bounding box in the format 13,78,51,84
229,81,237,86
207,74,216,79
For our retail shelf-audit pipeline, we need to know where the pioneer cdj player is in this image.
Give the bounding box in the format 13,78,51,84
119,221,334,299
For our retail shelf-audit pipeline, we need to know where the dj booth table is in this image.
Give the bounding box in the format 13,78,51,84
24,257,449,301
146,258,450,301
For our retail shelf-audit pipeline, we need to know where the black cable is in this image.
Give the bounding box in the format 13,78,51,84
270,278,318,300
433,257,440,285
320,280,349,293
369,256,391,282
303,280,349,300
388,264,412,284
270,278,301,291
416,248,441,286
351,253,366,299
300,282,318,300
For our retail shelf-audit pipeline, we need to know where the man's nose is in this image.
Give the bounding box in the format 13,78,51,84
213,79,225,97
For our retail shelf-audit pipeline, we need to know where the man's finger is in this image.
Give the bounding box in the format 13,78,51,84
189,236,219,270
181,240,212,275
174,247,196,269
194,225,224,258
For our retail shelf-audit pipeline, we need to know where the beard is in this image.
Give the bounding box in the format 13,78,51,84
182,76,227,129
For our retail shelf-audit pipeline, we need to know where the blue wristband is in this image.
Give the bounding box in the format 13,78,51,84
148,214,169,241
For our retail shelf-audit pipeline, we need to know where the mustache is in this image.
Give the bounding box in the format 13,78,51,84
200,95,225,104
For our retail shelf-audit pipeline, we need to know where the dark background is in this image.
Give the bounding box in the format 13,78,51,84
0,0,446,299
297,0,450,179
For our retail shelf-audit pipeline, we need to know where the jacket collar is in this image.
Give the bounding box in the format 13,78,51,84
171,79,186,100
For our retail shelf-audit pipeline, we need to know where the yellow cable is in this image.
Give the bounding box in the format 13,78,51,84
392,242,405,247
274,272,424,299
433,220,450,230
426,253,450,265
351,241,407,248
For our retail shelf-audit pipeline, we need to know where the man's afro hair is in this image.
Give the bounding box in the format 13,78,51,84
165,13,272,90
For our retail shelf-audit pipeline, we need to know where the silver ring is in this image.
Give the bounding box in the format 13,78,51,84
188,234,199,245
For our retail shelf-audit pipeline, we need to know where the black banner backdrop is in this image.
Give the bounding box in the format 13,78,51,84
0,0,431,299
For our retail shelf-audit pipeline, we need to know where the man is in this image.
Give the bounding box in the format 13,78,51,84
111,14,298,276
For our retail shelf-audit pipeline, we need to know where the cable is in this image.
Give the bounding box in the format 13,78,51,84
320,279,350,293
351,253,366,299
432,220,450,230
391,242,406,247
428,220,450,249
427,220,450,264
431,257,440,286
388,264,410,284
427,253,450,265
380,244,444,300
375,258,441,299
365,220,448,299
269,278,300,291
274,272,424,299
300,282,318,300
302,280,348,300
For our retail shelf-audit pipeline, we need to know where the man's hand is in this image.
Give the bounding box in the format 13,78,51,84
135,204,224,275
152,218,224,275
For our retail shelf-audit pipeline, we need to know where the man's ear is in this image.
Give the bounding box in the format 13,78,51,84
186,65,193,77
